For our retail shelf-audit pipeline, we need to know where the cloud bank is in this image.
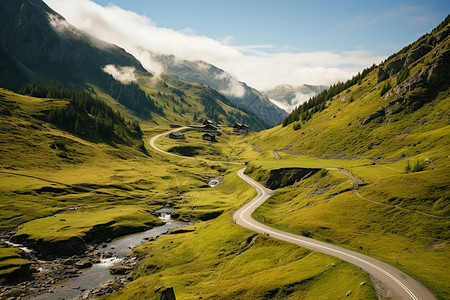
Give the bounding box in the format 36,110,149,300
269,92,317,113
43,0,385,90
103,65,137,84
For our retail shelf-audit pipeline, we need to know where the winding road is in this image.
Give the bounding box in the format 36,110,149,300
150,129,437,300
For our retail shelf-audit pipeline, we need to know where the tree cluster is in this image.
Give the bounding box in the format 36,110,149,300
405,160,425,173
282,64,377,127
108,81,163,119
200,92,226,123
20,83,142,145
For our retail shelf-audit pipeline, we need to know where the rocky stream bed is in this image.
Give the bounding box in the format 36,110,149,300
0,221,183,300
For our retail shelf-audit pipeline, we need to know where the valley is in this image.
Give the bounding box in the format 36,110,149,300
0,0,448,299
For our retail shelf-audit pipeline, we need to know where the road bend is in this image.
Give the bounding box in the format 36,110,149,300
150,130,437,300
233,168,437,300
149,127,242,165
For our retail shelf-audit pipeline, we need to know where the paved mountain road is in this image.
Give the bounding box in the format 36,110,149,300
149,127,242,165
150,129,437,300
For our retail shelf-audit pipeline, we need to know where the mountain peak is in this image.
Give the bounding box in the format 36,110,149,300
0,0,145,91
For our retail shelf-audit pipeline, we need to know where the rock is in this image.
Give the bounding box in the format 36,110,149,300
63,258,76,265
10,235,87,259
109,266,132,275
360,281,366,286
155,286,176,300
377,57,406,83
346,290,352,297
74,259,92,269
326,263,335,267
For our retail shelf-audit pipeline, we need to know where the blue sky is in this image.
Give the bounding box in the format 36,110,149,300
44,0,449,90
89,0,448,55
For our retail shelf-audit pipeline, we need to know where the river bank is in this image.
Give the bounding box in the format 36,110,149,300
0,221,184,300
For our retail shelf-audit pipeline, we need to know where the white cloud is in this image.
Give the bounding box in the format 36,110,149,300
268,98,290,113
214,72,246,98
269,92,316,113
103,65,137,84
43,0,385,90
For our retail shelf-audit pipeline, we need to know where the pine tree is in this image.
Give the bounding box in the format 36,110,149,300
405,160,411,173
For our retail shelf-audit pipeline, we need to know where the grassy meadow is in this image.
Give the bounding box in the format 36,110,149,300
245,154,449,299
105,214,377,300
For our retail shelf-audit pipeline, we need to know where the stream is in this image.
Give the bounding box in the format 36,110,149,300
31,220,184,300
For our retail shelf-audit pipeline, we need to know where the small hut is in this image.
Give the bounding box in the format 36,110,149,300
233,123,250,134
202,133,217,142
203,124,218,132
169,131,185,139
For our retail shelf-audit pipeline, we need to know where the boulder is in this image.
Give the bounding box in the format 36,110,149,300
74,259,92,269
155,286,176,300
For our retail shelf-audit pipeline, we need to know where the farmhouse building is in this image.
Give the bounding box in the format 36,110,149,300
169,131,185,139
202,133,217,142
203,124,218,132
233,123,250,134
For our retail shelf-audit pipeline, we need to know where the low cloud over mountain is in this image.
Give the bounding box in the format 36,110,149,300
43,0,385,90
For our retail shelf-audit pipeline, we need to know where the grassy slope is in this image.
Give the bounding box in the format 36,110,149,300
107,214,377,300
134,73,265,129
0,88,223,244
0,244,31,282
241,24,450,299
248,161,449,299
0,90,379,298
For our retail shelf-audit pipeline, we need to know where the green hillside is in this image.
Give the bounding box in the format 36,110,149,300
240,17,450,299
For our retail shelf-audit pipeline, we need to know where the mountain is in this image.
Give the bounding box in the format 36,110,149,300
263,84,328,113
0,0,145,91
156,55,288,127
268,16,449,158
0,0,269,131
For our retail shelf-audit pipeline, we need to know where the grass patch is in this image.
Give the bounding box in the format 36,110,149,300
0,243,31,282
13,205,163,243
252,164,450,299
106,214,376,300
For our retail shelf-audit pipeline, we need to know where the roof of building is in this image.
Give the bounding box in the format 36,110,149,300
170,131,184,136
203,124,218,130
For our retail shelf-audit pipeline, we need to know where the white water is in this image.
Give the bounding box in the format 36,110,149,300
33,220,185,299
4,240,32,253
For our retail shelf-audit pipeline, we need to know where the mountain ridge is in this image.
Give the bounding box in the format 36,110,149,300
0,0,269,131
156,54,287,127
263,84,328,113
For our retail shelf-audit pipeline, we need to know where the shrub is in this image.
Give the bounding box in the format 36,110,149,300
412,160,425,172
318,169,328,177
405,160,411,173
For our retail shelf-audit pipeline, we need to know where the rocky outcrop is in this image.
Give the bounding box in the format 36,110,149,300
155,286,176,300
377,23,449,84
0,262,32,283
10,234,87,259
265,168,321,189
363,48,449,125
377,57,406,83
